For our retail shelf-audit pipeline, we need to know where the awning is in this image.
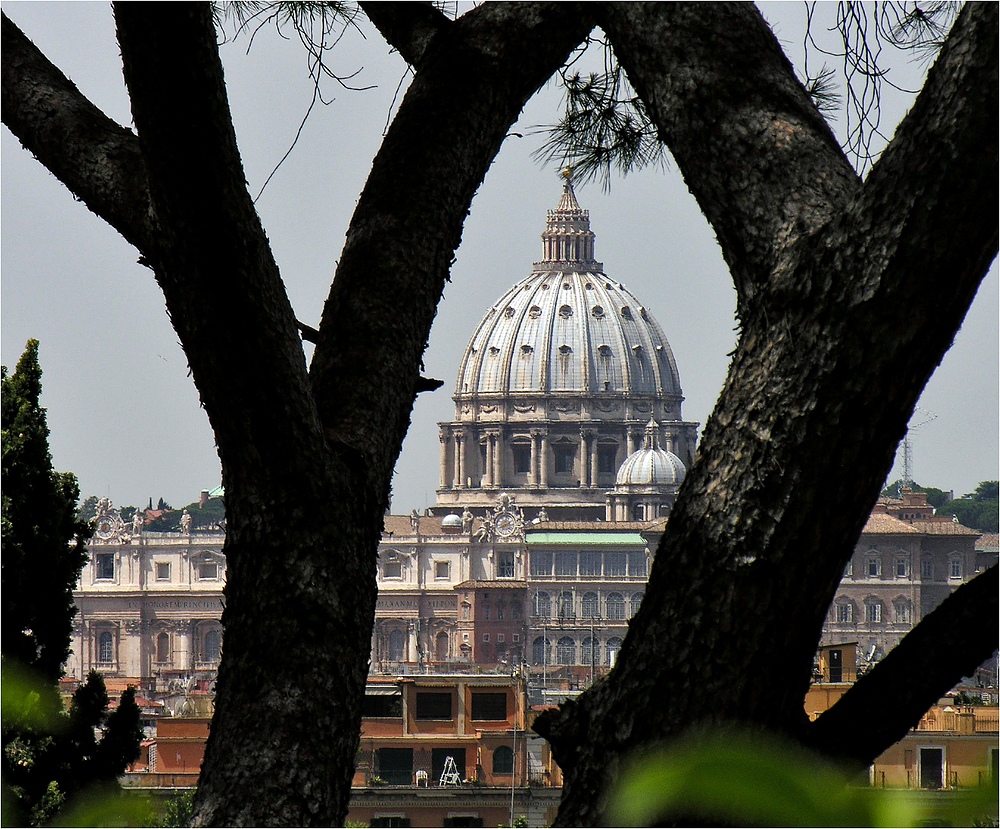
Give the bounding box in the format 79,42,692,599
364,686,401,696
525,532,647,546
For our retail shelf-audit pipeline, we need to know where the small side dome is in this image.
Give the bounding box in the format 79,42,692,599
441,514,463,533
615,420,686,487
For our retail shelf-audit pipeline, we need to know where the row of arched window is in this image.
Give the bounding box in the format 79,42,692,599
532,635,623,666
832,597,912,625
94,626,222,666
533,590,643,620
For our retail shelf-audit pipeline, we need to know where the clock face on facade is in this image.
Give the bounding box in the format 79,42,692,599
95,519,115,540
494,512,517,537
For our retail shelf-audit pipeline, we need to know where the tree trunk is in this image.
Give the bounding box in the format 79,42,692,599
537,4,997,824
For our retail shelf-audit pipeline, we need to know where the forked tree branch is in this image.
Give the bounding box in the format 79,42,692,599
806,565,998,768
359,2,451,67
1,12,155,254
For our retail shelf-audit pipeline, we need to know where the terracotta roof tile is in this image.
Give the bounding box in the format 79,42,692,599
861,513,922,534
976,533,999,551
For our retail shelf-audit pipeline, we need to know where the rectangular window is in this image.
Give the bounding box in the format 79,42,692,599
597,445,618,475
512,634,519,643
435,561,450,580
894,603,910,623
442,818,482,828
198,563,218,580
836,604,852,623
362,694,402,718
496,551,515,578
950,559,962,579
376,747,413,786
415,692,452,720
867,558,880,577
530,551,553,577
922,559,933,579
95,553,115,580
512,443,531,475
896,558,908,577
383,560,402,579
844,561,854,577
579,551,602,576
482,633,490,643
867,603,882,623
497,634,505,643
155,562,171,581
470,692,508,721
628,551,648,577
605,552,627,577
553,443,575,475
555,551,577,577
370,818,411,828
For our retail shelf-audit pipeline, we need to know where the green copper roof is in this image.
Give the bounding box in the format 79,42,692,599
525,532,646,546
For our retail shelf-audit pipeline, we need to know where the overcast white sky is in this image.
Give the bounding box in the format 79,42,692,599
2,3,996,514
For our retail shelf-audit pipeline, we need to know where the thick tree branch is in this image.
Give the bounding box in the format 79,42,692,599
359,1,450,67
807,566,998,768
1,12,154,253
310,3,596,499
599,3,859,317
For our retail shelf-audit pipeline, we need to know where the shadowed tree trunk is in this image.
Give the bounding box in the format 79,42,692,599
2,2,996,826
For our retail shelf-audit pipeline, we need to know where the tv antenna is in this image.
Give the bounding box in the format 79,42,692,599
900,407,938,490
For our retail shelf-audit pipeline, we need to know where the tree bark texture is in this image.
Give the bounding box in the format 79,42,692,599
536,4,997,824
3,2,593,824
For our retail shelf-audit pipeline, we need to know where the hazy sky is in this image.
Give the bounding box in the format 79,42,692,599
2,3,996,515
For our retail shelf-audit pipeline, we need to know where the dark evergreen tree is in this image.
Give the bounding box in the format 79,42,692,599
2,342,142,826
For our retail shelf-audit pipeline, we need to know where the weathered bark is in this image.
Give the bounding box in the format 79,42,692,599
2,2,594,824
537,4,997,825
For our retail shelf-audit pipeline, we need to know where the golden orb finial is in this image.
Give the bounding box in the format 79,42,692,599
560,165,574,182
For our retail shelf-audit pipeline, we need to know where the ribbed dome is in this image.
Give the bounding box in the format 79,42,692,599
615,420,687,487
455,177,681,400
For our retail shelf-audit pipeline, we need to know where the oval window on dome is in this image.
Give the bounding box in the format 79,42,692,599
640,307,649,321
558,305,573,319
489,346,500,356
591,305,605,319
562,282,571,290
597,344,612,358
558,345,572,355
621,306,633,320
504,306,515,318
528,306,541,319
520,344,533,356
541,282,550,290
585,282,594,290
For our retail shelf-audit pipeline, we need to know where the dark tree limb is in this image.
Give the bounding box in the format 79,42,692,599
359,1,451,66
807,566,998,768
1,12,154,253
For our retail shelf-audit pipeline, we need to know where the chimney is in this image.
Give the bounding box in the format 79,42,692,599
200,490,209,508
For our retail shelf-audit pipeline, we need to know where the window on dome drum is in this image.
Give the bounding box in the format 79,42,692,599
532,637,551,665
96,553,115,580
471,692,508,721
557,637,576,665
895,558,908,577
98,631,114,664
867,603,882,623
534,592,551,618
628,551,647,577
835,603,853,623
950,559,962,579
558,591,575,619
198,562,218,580
155,562,170,581
581,592,599,618
598,444,618,475
867,558,881,577
383,560,402,579
555,551,577,577
415,692,453,720
363,693,402,719
435,561,450,580
632,503,645,521
512,443,531,474
492,746,514,775
496,552,515,578
579,551,602,576
553,443,576,475
606,593,626,620
605,552,627,577
531,551,553,577
606,637,623,666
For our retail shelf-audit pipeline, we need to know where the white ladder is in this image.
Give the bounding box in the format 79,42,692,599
439,755,462,786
